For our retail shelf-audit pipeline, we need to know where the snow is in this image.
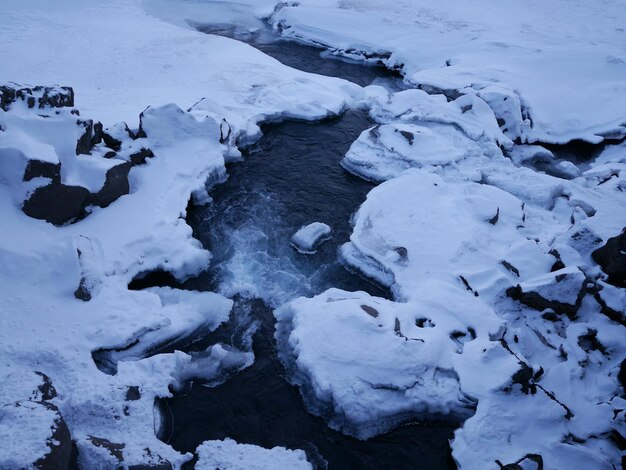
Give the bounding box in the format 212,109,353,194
291,222,332,254
196,438,312,470
1,0,624,468
274,288,496,438
271,0,626,143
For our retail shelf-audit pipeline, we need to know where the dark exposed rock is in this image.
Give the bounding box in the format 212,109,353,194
102,132,123,152
592,228,626,287
129,147,154,166
128,464,173,470
459,275,479,297
0,85,17,110
360,305,379,318
126,386,141,401
36,86,75,109
398,129,414,145
23,160,60,183
91,121,103,147
496,453,543,470
219,119,231,144
549,249,566,272
76,119,94,155
0,84,74,111
87,436,125,462
34,402,73,470
87,162,131,208
22,182,90,225
74,248,92,301
501,260,520,277
34,371,58,401
593,283,626,326
417,84,463,101
74,279,92,301
488,207,500,225
506,268,586,316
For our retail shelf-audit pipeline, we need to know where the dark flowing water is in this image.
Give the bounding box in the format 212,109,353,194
145,15,458,470
193,22,406,90
157,110,457,469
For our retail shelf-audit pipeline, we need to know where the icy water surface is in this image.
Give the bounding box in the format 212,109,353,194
159,111,458,469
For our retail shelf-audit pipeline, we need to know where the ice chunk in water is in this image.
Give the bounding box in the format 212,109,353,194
291,222,332,254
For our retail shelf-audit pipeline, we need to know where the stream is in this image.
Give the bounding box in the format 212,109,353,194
137,3,457,468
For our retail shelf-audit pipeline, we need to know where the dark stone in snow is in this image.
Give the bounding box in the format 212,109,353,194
34,371,58,401
74,278,91,302
22,182,90,225
506,268,586,316
592,228,626,287
496,453,543,470
102,131,123,152
23,160,60,183
398,129,414,145
126,386,141,401
0,84,74,110
34,401,73,470
76,119,94,155
88,162,131,208
36,86,75,109
91,121,103,147
87,436,125,462
128,463,173,470
129,147,154,166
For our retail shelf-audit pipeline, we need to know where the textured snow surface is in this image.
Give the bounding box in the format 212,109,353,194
196,438,312,470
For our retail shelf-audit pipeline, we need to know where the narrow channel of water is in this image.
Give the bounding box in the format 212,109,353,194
192,22,406,90
136,5,458,468
159,110,457,469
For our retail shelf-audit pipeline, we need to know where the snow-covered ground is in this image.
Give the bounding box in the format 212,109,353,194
1,0,624,468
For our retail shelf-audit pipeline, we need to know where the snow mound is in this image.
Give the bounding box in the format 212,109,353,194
342,123,479,182
196,438,312,470
274,288,505,439
291,221,332,254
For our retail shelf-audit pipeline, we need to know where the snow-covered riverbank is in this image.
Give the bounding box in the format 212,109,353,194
1,0,624,469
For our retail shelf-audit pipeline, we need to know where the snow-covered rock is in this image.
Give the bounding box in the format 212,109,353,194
0,372,72,470
274,288,499,439
342,123,479,182
196,438,312,470
290,222,332,254
592,228,626,287
0,83,134,225
507,267,587,317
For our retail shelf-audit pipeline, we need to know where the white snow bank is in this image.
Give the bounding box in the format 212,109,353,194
291,222,332,254
271,0,626,143
196,438,312,470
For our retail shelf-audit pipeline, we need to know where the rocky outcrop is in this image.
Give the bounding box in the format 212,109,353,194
22,182,91,226
0,83,155,225
592,228,626,287
0,84,74,111
507,267,586,316
0,371,73,470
